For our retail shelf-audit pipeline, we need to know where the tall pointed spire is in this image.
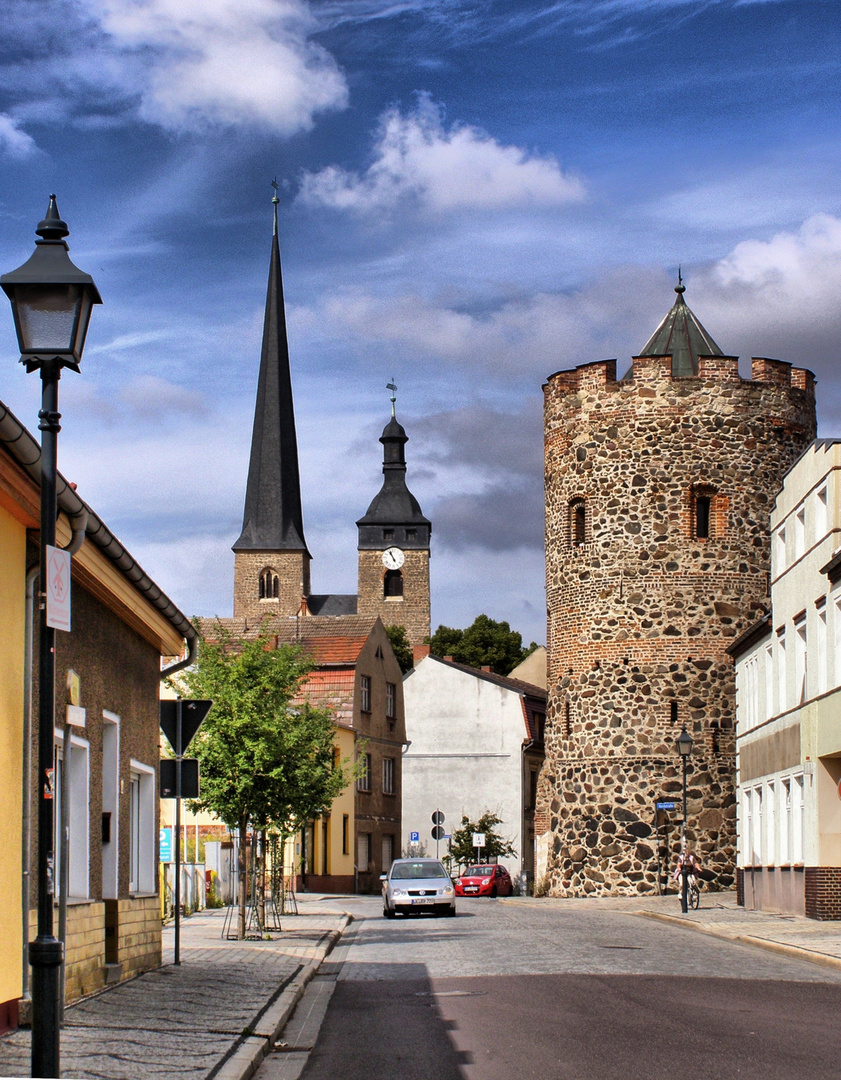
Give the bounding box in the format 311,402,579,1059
638,275,724,376
233,189,308,554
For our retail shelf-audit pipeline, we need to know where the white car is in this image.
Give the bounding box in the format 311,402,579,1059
381,859,457,918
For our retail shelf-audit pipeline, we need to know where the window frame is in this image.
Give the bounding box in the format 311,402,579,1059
382,756,395,795
357,752,372,793
360,675,371,713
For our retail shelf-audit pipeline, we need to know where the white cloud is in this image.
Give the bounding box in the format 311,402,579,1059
298,94,584,214
0,113,37,157
77,0,348,133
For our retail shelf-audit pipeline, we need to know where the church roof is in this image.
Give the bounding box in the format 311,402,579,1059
233,196,309,554
357,412,431,528
307,594,358,616
637,280,724,376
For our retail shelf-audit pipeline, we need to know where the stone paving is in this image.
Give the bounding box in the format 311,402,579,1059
0,901,347,1080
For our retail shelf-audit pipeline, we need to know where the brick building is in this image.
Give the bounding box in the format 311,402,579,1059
536,282,817,896
232,194,430,646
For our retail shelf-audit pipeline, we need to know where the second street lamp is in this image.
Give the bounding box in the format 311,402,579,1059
676,724,694,914
1,195,101,1079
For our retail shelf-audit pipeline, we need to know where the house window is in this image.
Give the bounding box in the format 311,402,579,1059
816,484,828,540
535,712,546,742
384,569,403,597
529,770,538,811
794,614,807,704
383,757,395,795
357,832,371,873
406,529,416,541
102,713,120,900
792,773,805,863
794,504,806,560
670,701,678,725
54,733,91,899
360,675,371,713
692,486,716,540
764,643,774,720
570,499,586,546
817,600,827,696
776,628,787,713
774,527,787,577
834,594,841,689
357,752,372,792
383,529,394,542
386,682,396,718
259,569,279,599
129,760,156,894
342,814,349,855
382,834,394,871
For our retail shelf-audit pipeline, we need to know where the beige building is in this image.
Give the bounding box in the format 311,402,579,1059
730,440,841,918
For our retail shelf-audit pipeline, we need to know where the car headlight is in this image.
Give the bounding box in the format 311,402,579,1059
441,887,454,896
392,888,408,897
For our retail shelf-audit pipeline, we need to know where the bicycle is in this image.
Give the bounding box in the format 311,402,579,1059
687,874,700,910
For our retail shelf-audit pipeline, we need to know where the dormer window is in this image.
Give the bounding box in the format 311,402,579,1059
259,569,279,599
383,529,394,541
406,529,416,541
384,569,403,597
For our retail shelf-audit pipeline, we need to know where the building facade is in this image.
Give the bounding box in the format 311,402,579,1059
0,397,194,1029
730,441,841,918
537,283,816,896
403,653,546,883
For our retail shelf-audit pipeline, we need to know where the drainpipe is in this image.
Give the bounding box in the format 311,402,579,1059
22,508,87,1018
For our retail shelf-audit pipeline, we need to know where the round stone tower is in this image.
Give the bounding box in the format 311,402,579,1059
536,284,817,896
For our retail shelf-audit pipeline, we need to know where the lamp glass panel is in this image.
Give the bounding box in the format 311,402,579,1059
72,289,93,357
14,283,81,352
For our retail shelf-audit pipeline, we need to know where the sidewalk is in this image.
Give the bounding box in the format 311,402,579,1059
0,899,349,1080
504,891,841,971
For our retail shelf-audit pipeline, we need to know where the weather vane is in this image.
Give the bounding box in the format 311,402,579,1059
387,379,397,417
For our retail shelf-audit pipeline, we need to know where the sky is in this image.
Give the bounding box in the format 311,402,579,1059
1,0,840,649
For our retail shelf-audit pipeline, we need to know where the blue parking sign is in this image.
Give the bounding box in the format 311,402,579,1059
159,827,172,862
410,831,419,843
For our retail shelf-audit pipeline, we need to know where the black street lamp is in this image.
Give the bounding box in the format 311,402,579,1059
676,724,694,914
2,196,100,1079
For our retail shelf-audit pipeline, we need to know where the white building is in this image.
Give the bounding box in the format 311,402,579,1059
402,654,546,885
729,440,841,918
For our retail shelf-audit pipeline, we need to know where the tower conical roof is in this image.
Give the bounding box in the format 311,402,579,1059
638,280,724,376
233,198,308,554
357,413,430,529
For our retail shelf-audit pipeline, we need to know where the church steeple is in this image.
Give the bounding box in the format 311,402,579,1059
233,189,309,555
232,189,311,620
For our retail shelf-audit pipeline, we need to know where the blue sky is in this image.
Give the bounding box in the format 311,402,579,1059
1,0,840,647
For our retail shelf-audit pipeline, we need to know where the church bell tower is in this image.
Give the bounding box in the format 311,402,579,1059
357,387,431,647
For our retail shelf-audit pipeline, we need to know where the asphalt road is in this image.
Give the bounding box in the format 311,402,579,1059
284,897,841,1080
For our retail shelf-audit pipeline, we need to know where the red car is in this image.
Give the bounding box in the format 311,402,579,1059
454,864,513,897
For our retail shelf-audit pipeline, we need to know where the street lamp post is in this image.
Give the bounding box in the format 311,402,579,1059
676,724,694,914
2,196,100,1079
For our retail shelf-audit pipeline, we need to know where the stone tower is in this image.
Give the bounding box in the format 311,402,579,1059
356,408,431,648
536,283,816,896
232,194,311,619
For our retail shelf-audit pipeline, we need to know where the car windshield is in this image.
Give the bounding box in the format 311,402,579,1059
465,866,494,877
391,861,449,880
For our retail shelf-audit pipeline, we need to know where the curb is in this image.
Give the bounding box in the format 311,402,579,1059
635,909,841,973
213,913,352,1080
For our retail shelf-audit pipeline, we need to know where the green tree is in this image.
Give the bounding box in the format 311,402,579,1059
384,624,413,674
173,621,348,938
426,614,537,676
449,811,517,869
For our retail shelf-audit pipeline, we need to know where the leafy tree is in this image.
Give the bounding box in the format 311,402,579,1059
384,624,414,674
426,614,538,676
172,621,348,938
449,811,517,868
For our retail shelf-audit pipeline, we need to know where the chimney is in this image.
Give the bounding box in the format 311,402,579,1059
481,665,493,673
412,644,431,665
298,595,310,617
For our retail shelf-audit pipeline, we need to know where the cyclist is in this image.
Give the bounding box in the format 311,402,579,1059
673,850,702,907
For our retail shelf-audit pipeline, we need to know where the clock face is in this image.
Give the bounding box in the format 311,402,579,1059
382,546,405,570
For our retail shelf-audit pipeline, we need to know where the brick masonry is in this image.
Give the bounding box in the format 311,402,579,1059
539,352,816,896
357,549,430,649
804,867,841,920
233,550,311,620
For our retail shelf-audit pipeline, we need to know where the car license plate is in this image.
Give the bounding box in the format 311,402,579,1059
465,887,478,893
410,898,434,905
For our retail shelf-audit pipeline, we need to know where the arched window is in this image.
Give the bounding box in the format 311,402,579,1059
384,569,404,597
259,569,279,599
569,498,587,547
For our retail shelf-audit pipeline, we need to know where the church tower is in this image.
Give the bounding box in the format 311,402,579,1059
357,393,431,648
537,281,816,896
233,192,311,619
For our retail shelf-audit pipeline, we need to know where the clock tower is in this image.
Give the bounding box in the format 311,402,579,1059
356,404,431,648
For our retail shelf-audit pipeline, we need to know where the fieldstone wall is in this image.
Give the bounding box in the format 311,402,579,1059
233,550,311,620
538,352,816,896
357,549,430,648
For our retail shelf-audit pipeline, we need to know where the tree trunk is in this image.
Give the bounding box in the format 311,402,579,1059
257,830,267,930
237,817,249,940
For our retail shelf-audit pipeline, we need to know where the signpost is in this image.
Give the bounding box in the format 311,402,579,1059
431,810,445,857
473,831,485,863
160,699,211,964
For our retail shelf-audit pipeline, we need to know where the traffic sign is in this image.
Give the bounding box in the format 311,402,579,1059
432,810,445,825
473,832,485,847
45,544,71,631
431,825,445,841
160,699,212,754
410,831,420,843
159,827,172,862
160,758,199,799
